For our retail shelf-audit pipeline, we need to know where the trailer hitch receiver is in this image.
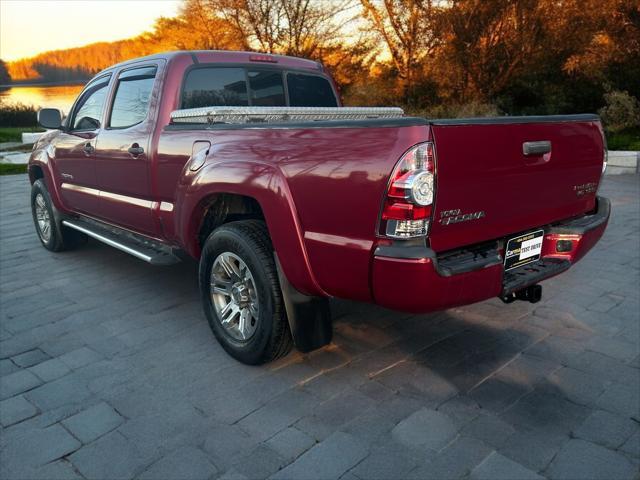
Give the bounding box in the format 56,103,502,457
501,284,542,304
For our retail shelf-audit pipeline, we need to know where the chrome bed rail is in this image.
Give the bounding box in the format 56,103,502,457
170,106,405,125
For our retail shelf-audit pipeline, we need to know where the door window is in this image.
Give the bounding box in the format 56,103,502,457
109,66,157,128
70,75,111,130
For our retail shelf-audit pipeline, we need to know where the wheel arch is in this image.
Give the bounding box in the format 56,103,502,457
176,161,326,298
195,192,266,250
28,149,68,214
28,164,44,184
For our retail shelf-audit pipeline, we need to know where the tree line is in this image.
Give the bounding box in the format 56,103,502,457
2,0,639,125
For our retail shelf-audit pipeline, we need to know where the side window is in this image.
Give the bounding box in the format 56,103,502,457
71,76,111,130
181,68,248,108
248,70,285,106
287,73,338,107
109,66,157,128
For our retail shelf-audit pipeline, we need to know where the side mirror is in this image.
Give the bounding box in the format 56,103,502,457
37,108,63,129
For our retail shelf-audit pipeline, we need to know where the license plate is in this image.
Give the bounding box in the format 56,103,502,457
504,230,544,271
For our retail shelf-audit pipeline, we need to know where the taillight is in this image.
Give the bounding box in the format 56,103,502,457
597,122,608,192
379,142,436,238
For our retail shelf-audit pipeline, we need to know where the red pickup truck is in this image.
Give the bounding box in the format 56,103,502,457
29,50,610,364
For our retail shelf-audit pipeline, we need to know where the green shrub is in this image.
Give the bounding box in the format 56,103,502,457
0,100,38,127
606,127,640,151
0,127,42,142
599,91,640,133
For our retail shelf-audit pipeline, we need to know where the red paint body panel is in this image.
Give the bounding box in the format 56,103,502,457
155,122,430,298
28,50,610,315
372,257,505,313
373,200,609,313
429,121,604,252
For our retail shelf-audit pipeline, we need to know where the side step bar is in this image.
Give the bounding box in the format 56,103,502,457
62,218,181,266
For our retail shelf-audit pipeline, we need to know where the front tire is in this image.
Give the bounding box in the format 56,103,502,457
199,220,292,364
31,179,86,252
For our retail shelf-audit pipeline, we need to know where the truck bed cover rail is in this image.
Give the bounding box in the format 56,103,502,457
170,106,405,125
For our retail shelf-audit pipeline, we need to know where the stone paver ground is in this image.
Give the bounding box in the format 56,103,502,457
0,174,638,480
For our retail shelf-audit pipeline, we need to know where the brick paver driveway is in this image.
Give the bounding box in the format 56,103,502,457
1,174,638,480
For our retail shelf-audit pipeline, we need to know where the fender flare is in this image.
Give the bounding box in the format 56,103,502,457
28,148,68,215
175,159,327,298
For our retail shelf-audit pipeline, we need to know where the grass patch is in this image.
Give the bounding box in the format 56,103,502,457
0,163,28,175
607,127,640,151
0,127,44,143
2,143,34,152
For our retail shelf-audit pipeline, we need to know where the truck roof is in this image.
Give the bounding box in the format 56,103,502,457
101,50,323,75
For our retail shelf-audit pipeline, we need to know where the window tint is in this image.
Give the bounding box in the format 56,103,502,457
109,66,156,128
71,76,110,130
248,70,285,106
182,68,248,108
287,73,337,107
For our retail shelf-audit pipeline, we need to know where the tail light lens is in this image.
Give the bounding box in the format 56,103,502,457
597,123,608,192
380,142,436,238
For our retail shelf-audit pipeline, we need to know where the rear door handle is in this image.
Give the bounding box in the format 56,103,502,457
523,141,551,156
83,143,95,154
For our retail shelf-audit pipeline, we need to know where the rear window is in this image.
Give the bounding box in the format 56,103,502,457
287,73,337,107
180,67,337,108
182,68,248,108
248,70,286,106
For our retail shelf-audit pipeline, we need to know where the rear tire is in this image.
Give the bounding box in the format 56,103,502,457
199,220,292,364
31,179,87,252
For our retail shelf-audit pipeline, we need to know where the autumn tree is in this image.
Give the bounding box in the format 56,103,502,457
564,0,640,97
188,0,374,96
206,0,357,58
0,60,12,85
359,0,443,103
152,0,245,51
439,0,558,102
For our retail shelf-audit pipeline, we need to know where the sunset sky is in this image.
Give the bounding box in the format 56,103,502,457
0,0,181,61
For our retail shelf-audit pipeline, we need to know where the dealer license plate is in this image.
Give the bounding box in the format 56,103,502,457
504,230,544,271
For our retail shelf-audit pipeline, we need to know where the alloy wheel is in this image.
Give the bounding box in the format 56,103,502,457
210,252,260,341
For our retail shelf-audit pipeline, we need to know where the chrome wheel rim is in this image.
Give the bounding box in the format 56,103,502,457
34,193,51,242
210,252,259,341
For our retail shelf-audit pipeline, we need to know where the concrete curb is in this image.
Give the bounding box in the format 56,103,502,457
22,131,51,143
606,151,639,175
0,152,30,164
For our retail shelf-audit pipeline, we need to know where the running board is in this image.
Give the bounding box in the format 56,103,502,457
62,218,181,266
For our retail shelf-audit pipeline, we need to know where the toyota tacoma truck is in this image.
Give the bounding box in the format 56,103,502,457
29,50,610,364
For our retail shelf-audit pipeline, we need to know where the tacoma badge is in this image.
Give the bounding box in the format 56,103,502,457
439,209,486,225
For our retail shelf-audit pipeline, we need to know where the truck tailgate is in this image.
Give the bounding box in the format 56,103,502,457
429,115,605,252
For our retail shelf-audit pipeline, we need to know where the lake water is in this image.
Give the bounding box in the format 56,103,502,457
0,84,84,113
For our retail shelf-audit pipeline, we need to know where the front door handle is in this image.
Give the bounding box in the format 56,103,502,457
128,144,144,156
83,143,94,154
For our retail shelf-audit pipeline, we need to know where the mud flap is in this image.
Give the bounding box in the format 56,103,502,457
274,255,332,353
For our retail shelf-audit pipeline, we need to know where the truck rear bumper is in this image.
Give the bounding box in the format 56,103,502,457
372,196,610,313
